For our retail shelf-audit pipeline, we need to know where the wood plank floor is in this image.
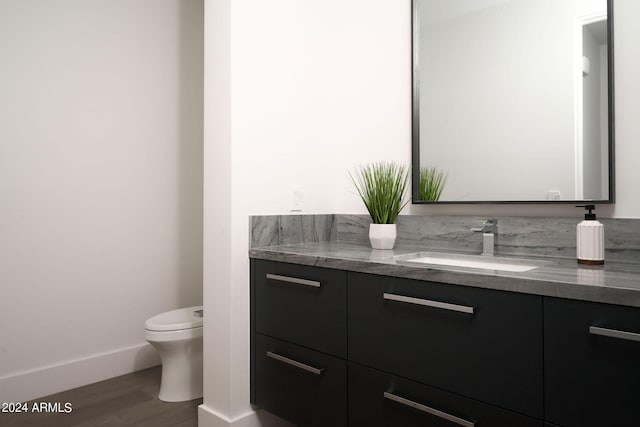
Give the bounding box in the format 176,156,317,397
1,366,202,427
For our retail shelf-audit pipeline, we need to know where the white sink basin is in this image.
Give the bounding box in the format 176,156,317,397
396,252,540,272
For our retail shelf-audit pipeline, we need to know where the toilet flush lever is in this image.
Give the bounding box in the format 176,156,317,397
193,310,203,318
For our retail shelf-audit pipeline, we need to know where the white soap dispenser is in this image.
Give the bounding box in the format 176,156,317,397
576,204,604,265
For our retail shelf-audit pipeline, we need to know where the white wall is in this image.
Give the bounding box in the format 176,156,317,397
201,1,640,426
0,0,203,402
201,0,410,425
608,0,640,218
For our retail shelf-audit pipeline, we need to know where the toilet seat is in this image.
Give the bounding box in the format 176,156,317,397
145,326,202,342
145,305,203,332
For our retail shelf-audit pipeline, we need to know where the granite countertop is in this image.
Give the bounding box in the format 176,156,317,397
249,241,640,308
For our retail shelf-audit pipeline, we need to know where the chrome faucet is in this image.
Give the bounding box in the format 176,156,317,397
471,219,498,256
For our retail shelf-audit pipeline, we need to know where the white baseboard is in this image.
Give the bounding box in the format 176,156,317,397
0,342,161,403
198,404,295,427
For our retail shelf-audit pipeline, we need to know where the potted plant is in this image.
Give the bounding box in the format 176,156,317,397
419,166,447,202
349,161,409,249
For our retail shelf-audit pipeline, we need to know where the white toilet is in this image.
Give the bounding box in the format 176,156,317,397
144,306,203,402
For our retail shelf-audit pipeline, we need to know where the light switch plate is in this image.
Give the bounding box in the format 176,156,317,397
289,186,303,211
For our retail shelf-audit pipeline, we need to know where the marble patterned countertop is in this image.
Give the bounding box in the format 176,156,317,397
249,241,640,308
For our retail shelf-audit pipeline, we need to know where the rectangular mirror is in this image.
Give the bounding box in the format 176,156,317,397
412,0,615,203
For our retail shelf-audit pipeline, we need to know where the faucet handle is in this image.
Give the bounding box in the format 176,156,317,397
471,218,498,233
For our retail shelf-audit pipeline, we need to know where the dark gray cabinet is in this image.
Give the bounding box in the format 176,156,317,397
254,334,347,427
544,297,640,427
348,271,543,418
349,363,542,427
251,260,347,426
253,259,347,358
251,258,640,426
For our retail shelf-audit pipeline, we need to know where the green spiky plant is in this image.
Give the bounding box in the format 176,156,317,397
419,166,447,202
349,162,410,224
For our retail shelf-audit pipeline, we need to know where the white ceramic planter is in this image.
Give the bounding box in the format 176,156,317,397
369,223,397,250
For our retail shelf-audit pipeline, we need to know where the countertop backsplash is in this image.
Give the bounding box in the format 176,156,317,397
250,214,640,264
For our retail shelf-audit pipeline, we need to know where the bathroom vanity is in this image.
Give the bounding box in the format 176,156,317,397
249,242,640,427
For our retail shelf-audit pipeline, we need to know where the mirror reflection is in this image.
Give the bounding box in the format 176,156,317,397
412,0,614,203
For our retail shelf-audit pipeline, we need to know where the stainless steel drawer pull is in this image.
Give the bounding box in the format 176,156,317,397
266,273,321,288
266,351,324,375
384,392,476,427
383,293,474,314
589,326,640,343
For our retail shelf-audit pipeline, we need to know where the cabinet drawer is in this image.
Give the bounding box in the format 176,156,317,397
253,260,347,357
254,334,347,427
348,272,543,418
349,362,543,427
544,297,640,427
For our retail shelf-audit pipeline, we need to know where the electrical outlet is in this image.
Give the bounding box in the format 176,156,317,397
547,190,561,200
